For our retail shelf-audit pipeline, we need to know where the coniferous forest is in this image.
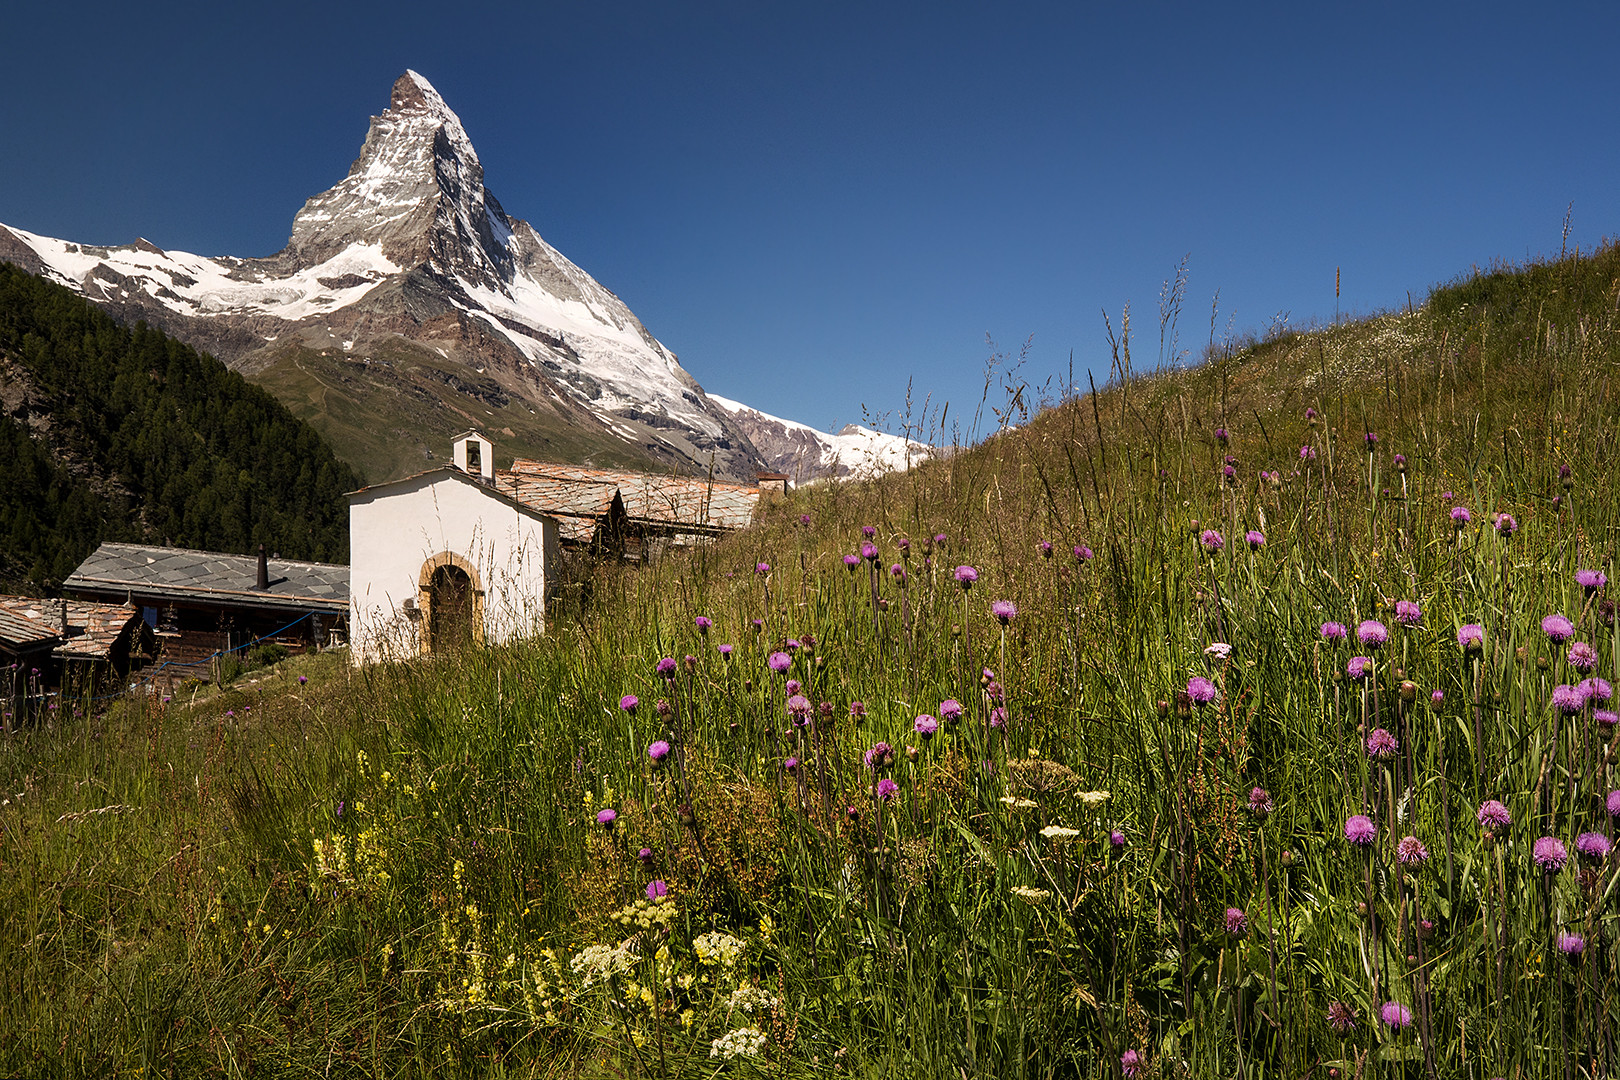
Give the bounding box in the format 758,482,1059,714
0,264,360,588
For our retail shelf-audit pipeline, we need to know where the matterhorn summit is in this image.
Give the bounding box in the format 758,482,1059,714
2,71,846,483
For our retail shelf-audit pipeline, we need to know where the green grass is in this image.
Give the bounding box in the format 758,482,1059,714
4,243,1620,1077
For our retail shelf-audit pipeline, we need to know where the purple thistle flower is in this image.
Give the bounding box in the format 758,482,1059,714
656,699,672,717
1577,568,1608,593
1494,512,1518,537
784,756,798,772
1365,728,1398,760
1451,506,1472,528
596,808,618,828
1246,530,1266,549
694,616,712,634
875,778,899,802
913,714,938,739
1581,677,1613,703
861,542,879,563
1356,620,1388,647
1396,835,1430,866
1380,1002,1412,1030
1608,790,1620,818
1394,600,1421,625
1577,831,1612,861
638,847,654,863
1247,787,1274,817
1305,406,1318,420
1597,709,1619,729
1320,621,1348,644
844,554,860,571
1187,676,1217,705
751,618,764,632
1393,453,1407,470
785,678,801,695
1431,689,1445,705
1457,624,1485,652
786,695,813,723
648,740,671,763
1326,1001,1357,1035
1300,444,1317,462
1552,684,1587,715
755,562,770,575
717,643,733,657
1222,463,1237,483
1347,656,1373,680
620,694,639,713
849,701,867,720
297,674,307,685
656,657,678,680
991,600,1017,625
799,514,811,527
1038,540,1053,558
768,651,792,673
1557,932,1586,957
890,563,905,580
933,532,948,547
939,698,963,722
1214,426,1229,445
1225,906,1248,935
1364,431,1378,449
1120,1050,1142,1078
645,879,668,900
861,525,876,539
864,741,895,771
1073,544,1094,561
1200,529,1225,553
1568,641,1598,673
1110,829,1127,848
954,565,978,589
988,706,1007,729
1476,799,1511,830
1534,836,1569,872
1542,613,1576,644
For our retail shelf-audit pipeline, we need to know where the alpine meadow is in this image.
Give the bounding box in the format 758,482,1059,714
6,240,1620,1079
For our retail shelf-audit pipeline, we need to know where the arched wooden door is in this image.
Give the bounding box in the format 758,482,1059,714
427,563,474,653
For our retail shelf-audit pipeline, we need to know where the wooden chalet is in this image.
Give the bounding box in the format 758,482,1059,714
501,460,763,559
0,596,147,729
61,542,348,669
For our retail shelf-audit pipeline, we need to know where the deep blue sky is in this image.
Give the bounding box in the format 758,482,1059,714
4,1,1618,439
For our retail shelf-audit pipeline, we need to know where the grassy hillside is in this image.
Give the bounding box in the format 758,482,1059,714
2,242,1620,1078
0,266,362,586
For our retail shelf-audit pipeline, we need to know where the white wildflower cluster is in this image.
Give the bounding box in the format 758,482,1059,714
1078,790,1111,807
1011,885,1051,903
726,984,779,1015
693,931,745,969
1039,825,1081,841
611,895,677,930
1000,795,1038,809
710,1026,767,1060
570,941,638,988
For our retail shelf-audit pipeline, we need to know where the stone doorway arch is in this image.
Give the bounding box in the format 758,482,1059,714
418,552,485,654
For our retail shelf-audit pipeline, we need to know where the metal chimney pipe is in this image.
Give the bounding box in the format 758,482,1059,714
256,544,270,591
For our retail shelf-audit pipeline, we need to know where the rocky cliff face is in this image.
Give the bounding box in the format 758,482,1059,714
0,72,766,483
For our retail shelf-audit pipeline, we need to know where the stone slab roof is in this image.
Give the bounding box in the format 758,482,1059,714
493,473,618,544
507,461,760,532
62,543,349,614
0,596,140,661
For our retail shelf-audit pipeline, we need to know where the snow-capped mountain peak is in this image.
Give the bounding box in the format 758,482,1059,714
0,71,924,486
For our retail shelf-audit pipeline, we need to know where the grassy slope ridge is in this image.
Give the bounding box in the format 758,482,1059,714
2,244,1620,1077
0,265,362,586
